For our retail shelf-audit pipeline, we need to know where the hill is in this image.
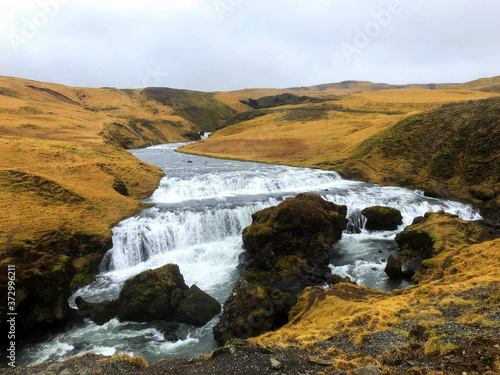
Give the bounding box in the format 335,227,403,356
327,97,500,217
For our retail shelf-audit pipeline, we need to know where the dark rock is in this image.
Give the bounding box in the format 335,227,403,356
242,193,347,272
361,206,403,231
395,228,434,276
213,276,296,345
411,216,425,225
327,274,356,286
175,285,221,326
75,296,118,325
117,264,189,322
385,255,403,279
116,264,219,326
163,324,185,342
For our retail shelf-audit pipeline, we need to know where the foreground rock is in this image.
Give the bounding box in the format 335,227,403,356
212,277,296,344
76,264,220,326
361,206,403,231
214,193,347,344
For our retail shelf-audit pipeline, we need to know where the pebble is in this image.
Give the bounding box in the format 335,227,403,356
270,358,282,370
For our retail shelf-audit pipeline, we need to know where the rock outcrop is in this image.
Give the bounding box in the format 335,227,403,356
392,211,485,280
361,206,403,231
214,193,348,344
76,264,220,327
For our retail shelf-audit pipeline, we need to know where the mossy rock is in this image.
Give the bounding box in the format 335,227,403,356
361,206,403,231
213,276,296,345
114,264,220,326
242,193,347,270
117,264,189,322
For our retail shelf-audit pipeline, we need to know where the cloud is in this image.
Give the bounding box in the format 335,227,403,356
0,0,498,91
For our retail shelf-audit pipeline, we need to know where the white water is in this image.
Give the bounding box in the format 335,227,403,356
16,142,481,367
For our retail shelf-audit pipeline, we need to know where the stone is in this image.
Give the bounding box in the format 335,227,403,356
213,277,296,345
116,264,220,326
75,297,118,325
215,194,348,345
270,358,282,370
327,274,355,286
242,193,347,271
117,264,189,322
175,284,221,326
361,206,403,231
384,255,403,279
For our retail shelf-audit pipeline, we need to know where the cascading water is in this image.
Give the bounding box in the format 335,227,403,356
16,142,481,367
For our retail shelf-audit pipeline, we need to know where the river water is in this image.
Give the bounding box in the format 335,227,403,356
16,142,480,366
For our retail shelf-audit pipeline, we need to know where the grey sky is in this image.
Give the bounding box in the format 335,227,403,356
0,0,499,91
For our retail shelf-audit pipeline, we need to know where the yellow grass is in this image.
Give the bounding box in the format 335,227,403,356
180,89,499,167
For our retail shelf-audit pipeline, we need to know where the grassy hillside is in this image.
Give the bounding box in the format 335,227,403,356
328,97,500,217
179,88,498,168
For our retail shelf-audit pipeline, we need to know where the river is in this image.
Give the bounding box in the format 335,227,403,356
16,141,480,366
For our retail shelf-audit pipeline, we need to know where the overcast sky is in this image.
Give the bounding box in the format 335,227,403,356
0,0,499,91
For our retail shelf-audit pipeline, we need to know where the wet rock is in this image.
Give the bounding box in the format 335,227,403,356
215,194,347,344
163,324,184,342
241,193,348,289
74,296,118,325
116,264,220,326
361,206,403,231
385,255,403,279
175,284,221,326
243,193,347,269
213,276,296,345
327,274,356,286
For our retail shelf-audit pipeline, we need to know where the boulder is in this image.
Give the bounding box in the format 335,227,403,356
327,274,356,286
75,296,118,325
101,264,221,326
213,276,296,345
394,211,485,282
384,255,408,279
242,193,347,275
175,285,221,326
361,206,403,231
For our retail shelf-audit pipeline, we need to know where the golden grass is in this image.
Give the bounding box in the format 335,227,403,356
0,77,181,261
181,89,499,168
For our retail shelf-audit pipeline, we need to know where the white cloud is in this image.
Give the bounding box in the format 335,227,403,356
0,0,499,90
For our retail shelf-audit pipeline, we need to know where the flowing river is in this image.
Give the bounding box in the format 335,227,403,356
16,141,481,366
